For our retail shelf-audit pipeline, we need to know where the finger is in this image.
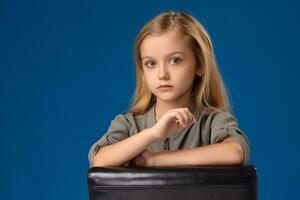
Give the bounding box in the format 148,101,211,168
171,108,193,126
182,108,193,124
186,108,196,123
133,158,139,166
135,159,141,166
176,111,186,127
175,119,180,127
192,114,196,123
187,109,196,124
133,155,142,165
137,157,145,166
180,108,191,126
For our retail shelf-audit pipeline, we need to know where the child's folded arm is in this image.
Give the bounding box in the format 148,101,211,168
93,127,157,167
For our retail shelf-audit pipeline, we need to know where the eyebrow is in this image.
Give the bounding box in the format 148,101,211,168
141,51,185,60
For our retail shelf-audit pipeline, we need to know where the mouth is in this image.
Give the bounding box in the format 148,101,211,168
158,85,173,89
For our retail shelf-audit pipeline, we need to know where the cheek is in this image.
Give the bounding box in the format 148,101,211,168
177,68,196,83
143,73,155,87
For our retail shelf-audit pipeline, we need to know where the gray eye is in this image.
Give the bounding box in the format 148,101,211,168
171,57,181,64
145,60,155,68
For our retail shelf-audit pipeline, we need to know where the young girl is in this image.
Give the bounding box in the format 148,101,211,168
88,11,250,168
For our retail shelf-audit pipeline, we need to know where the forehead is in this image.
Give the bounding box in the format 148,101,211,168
140,30,191,59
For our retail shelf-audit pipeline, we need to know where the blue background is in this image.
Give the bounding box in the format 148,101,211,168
1,0,299,199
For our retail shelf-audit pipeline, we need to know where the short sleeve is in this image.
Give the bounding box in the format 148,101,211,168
88,114,130,168
210,111,250,165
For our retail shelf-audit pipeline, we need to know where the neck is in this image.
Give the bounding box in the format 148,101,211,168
154,95,193,122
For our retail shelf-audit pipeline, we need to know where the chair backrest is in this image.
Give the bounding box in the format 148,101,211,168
87,165,257,200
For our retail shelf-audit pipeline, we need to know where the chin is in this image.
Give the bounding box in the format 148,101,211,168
155,93,182,102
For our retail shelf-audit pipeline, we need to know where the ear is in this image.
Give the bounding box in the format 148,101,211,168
195,68,203,76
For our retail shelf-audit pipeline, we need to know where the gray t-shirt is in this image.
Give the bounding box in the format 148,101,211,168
88,104,250,167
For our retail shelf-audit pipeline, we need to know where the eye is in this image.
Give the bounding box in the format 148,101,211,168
144,60,156,68
170,57,181,65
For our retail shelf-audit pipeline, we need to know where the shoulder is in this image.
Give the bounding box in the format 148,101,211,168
108,113,132,131
202,108,238,127
110,111,146,131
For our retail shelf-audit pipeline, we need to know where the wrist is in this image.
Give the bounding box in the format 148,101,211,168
147,126,161,142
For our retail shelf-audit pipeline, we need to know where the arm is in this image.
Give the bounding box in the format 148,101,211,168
152,136,243,166
93,127,157,167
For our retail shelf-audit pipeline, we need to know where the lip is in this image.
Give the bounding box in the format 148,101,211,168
158,85,173,90
158,85,173,89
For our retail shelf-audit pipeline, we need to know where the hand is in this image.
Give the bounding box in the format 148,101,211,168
130,149,156,167
151,107,196,141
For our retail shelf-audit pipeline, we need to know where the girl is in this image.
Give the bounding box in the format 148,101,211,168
88,11,250,168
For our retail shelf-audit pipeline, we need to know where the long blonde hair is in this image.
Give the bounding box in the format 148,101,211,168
128,11,231,116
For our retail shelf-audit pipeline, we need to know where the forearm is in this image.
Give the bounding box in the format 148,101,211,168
153,142,243,166
93,128,157,167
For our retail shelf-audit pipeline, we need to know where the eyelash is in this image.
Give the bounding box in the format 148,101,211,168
144,57,182,68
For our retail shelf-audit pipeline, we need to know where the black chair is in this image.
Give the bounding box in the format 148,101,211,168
87,165,257,200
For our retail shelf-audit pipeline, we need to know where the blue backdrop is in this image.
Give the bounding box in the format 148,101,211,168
1,0,299,199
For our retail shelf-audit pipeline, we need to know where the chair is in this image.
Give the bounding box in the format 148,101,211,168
87,165,257,200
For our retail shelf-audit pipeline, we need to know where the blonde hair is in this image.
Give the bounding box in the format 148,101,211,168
128,11,231,116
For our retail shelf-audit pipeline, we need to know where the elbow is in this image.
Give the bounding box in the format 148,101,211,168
93,158,114,167
93,160,126,167
221,137,244,165
221,136,243,164
92,146,110,167
93,154,112,167
222,142,244,165
92,150,108,167
231,143,244,164
92,152,126,167
93,158,106,167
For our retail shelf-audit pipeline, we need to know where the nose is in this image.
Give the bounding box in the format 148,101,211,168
158,64,170,80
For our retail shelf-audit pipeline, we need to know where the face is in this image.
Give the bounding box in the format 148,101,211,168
140,30,200,104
